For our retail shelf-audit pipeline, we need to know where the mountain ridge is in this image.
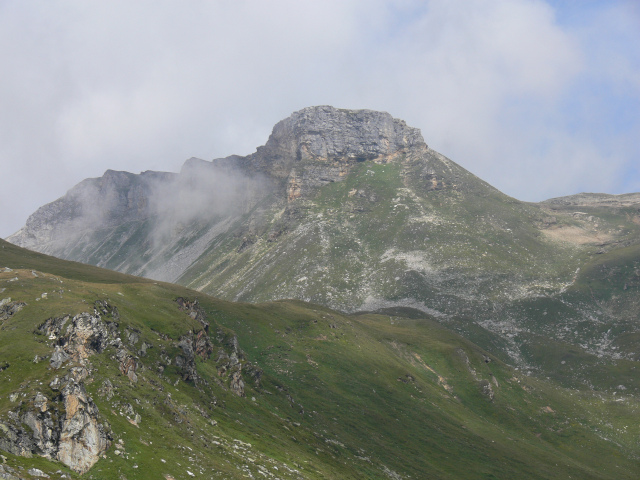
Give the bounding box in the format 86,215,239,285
7,105,640,396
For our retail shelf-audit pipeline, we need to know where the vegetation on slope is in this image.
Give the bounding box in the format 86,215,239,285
1,240,639,479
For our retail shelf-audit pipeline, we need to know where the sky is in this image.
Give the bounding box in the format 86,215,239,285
1,0,639,238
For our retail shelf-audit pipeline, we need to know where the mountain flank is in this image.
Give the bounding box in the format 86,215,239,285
1,239,640,478
7,105,640,395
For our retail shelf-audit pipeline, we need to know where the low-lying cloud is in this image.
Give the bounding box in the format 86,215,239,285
149,160,270,247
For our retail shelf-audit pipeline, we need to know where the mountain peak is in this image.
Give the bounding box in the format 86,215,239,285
240,106,427,183
264,105,426,162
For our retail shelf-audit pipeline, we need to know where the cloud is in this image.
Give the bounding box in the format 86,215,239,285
1,0,639,237
149,159,270,247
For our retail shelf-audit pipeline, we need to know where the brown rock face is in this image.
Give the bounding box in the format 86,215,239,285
117,350,138,383
287,173,302,202
0,302,121,472
57,381,110,474
1,379,111,474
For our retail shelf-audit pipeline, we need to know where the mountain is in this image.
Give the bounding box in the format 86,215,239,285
1,238,640,479
8,106,640,394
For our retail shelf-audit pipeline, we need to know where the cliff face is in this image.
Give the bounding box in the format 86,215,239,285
249,106,426,178
8,170,174,254
241,106,427,204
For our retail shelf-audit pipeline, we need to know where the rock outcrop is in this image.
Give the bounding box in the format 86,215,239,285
0,299,25,322
173,298,260,395
176,330,213,383
39,301,120,367
0,302,123,472
242,106,427,201
0,373,111,474
249,106,426,178
56,379,110,474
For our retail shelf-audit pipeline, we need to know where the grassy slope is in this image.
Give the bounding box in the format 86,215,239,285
179,155,593,309
171,154,640,393
1,240,639,479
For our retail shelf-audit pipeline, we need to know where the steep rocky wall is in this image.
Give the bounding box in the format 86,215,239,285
7,170,174,253
250,106,426,175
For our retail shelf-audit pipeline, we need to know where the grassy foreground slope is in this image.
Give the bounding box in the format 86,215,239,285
1,239,639,479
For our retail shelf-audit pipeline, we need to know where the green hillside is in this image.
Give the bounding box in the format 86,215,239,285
1,239,639,479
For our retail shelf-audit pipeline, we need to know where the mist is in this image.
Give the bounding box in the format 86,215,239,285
149,159,272,248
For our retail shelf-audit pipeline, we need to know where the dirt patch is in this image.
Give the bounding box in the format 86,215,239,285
540,225,612,245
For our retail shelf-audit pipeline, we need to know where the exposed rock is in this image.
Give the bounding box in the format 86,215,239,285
0,463,22,480
27,468,48,478
249,106,426,182
175,297,209,332
0,300,26,322
48,377,61,391
176,329,213,384
116,349,138,383
49,347,70,370
287,173,302,202
7,169,174,253
138,341,152,357
1,303,117,473
40,304,119,366
125,329,140,346
33,393,47,413
229,371,245,397
0,380,110,474
57,380,110,473
478,380,495,401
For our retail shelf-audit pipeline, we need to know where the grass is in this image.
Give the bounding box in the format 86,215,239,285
2,241,640,478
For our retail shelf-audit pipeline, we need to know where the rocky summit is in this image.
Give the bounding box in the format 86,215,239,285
7,105,640,395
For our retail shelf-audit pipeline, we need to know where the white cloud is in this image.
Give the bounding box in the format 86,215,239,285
1,0,639,237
